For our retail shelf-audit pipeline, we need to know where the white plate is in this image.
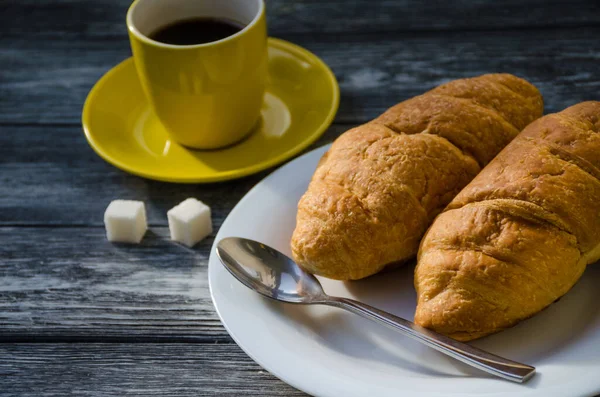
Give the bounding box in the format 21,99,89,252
209,145,600,397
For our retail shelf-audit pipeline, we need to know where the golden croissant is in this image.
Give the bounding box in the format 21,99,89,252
415,101,600,341
291,74,543,280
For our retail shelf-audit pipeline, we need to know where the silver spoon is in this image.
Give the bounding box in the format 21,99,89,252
216,237,536,383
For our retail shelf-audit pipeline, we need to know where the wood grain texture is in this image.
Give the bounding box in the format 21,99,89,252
1,28,599,125
0,227,228,340
0,124,345,226
0,343,307,396
2,0,599,39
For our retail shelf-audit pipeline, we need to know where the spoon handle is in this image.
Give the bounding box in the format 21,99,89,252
324,296,535,383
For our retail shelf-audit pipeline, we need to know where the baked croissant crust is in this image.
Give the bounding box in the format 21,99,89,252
415,101,600,341
291,74,543,280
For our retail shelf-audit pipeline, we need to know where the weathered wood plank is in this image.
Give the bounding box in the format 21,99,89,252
0,124,345,226
1,28,598,124
2,0,599,38
0,227,231,340
0,343,307,396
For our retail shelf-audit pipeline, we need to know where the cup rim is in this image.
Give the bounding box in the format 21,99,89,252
126,0,265,49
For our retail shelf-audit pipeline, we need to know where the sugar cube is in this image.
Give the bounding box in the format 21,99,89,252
103,200,147,243
167,198,213,247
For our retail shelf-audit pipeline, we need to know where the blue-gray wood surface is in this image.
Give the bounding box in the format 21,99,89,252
1,0,599,395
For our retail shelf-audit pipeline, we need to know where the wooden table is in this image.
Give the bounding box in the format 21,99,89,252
1,0,599,395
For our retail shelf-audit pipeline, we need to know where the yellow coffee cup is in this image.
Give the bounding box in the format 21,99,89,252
127,0,267,149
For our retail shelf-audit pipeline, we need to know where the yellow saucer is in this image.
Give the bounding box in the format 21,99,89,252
82,38,339,183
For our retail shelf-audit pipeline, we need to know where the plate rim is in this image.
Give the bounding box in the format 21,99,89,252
208,145,330,396
81,37,339,183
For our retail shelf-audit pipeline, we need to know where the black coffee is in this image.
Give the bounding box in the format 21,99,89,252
149,17,244,45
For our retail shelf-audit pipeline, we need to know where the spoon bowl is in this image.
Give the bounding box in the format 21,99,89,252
217,237,326,303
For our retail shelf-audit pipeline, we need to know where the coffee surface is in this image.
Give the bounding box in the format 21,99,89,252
149,17,244,45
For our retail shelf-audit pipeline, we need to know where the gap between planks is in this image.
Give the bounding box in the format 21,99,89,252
0,335,236,344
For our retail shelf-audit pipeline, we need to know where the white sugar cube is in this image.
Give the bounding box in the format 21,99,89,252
167,198,213,247
103,200,147,243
